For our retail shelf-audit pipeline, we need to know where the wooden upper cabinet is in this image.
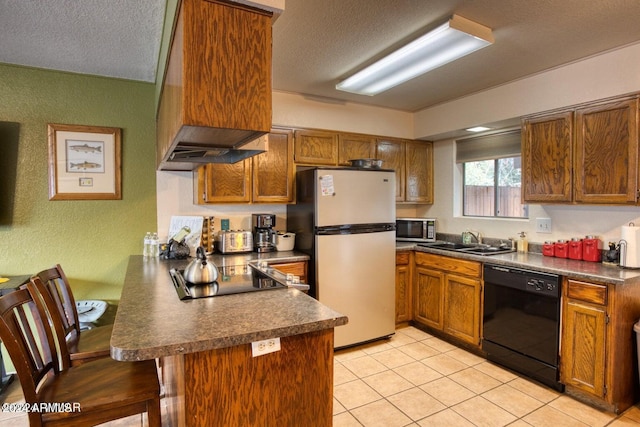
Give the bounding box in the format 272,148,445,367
405,141,433,203
197,160,252,203
157,0,272,170
338,134,376,165
375,138,433,204
197,129,294,204
574,98,639,204
522,95,640,205
252,129,294,203
195,125,433,204
522,111,573,203
293,130,338,165
375,138,406,201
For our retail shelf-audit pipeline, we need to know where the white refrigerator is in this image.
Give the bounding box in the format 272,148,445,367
287,168,396,348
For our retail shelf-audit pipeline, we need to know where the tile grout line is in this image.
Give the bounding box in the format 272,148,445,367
335,327,632,427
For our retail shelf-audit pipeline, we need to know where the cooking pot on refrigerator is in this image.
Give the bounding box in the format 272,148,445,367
183,246,219,284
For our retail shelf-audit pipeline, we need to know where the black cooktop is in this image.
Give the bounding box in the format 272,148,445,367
170,266,286,300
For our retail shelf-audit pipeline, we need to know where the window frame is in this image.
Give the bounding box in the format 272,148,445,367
461,155,528,219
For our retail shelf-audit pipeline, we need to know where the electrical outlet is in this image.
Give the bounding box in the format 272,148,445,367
251,337,281,357
536,218,552,233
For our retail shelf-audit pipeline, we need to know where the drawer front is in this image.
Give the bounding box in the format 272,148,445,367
566,279,607,305
271,262,308,282
415,252,481,278
396,252,410,265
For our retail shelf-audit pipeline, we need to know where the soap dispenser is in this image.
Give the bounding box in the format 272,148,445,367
517,231,528,253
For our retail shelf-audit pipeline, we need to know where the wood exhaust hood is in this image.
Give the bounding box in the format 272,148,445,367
156,0,275,171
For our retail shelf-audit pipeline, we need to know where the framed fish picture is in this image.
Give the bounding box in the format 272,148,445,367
47,124,122,200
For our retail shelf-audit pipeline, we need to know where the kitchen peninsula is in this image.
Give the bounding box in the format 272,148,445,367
111,255,347,427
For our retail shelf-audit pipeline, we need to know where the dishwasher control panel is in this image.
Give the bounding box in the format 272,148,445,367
526,278,558,296
484,264,560,298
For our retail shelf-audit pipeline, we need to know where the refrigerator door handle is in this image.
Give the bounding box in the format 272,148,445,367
316,223,395,235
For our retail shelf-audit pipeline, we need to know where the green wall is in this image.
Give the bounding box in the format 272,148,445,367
0,64,157,300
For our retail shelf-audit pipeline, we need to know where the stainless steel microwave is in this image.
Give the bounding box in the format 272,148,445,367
396,218,436,242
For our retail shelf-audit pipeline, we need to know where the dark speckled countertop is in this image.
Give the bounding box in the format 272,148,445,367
110,253,348,362
397,242,640,286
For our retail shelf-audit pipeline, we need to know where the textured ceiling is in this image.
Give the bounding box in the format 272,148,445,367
272,0,640,112
1,0,640,112
0,0,166,82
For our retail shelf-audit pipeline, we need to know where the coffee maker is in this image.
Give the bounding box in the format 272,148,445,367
252,213,277,252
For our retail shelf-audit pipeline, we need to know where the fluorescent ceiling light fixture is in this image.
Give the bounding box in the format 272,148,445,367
336,14,494,96
466,126,491,132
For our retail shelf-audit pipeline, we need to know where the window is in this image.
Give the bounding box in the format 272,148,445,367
457,130,528,218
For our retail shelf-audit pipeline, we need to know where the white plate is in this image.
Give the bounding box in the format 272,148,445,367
75,300,107,323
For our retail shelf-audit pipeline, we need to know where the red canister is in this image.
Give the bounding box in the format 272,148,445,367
568,238,583,260
583,235,602,262
555,240,568,258
542,241,555,257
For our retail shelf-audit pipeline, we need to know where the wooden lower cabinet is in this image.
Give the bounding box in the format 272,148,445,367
560,278,640,413
161,329,334,426
561,298,606,397
443,274,481,345
413,252,481,347
414,266,444,330
395,251,412,325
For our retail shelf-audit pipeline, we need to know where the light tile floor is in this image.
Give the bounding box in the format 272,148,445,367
333,326,640,427
1,325,640,426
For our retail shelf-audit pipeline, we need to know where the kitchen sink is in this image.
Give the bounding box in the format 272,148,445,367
417,242,514,256
421,242,476,250
458,246,514,255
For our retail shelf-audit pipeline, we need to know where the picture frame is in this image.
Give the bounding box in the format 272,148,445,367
47,123,122,200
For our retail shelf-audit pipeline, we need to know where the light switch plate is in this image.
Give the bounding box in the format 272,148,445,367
536,218,552,233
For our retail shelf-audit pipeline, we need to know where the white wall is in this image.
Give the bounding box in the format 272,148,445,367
413,42,640,246
272,91,413,138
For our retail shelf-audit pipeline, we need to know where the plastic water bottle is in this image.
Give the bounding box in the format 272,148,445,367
143,232,151,257
150,232,160,258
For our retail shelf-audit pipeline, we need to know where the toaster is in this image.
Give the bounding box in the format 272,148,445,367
217,231,253,254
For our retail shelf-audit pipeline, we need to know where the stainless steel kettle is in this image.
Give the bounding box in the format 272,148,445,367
183,246,218,284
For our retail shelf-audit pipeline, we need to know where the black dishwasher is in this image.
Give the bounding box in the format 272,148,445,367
483,264,564,391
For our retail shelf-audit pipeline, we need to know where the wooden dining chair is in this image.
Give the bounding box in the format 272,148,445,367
0,278,161,426
35,264,111,366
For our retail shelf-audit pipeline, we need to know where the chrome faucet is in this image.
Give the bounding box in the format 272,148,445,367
462,231,482,245
469,231,482,244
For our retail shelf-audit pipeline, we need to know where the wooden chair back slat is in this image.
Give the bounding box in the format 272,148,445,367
0,287,59,404
35,265,80,340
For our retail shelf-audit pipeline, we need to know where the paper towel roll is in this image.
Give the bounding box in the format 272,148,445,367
621,225,640,268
